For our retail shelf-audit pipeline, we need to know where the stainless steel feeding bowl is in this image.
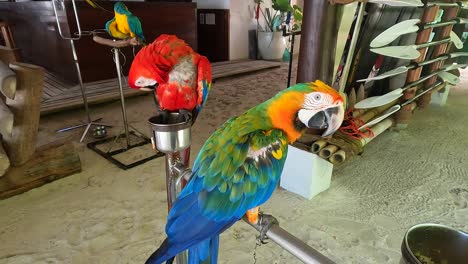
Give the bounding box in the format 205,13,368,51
401,223,468,264
148,113,192,153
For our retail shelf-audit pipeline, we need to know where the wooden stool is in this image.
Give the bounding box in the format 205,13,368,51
0,22,16,49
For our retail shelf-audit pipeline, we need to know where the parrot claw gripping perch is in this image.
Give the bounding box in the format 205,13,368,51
256,213,279,244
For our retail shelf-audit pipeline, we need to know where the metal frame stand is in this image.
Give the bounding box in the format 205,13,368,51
52,0,111,142
87,47,162,170
148,114,336,264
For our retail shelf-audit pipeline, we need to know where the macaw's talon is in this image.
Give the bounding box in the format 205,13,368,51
256,213,279,244
246,207,260,224
178,109,191,123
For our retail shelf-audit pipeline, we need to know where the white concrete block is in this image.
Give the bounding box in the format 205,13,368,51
280,145,333,200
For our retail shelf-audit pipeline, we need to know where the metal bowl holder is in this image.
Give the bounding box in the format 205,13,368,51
52,0,162,169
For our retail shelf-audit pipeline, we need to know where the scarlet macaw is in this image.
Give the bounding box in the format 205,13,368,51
105,1,145,43
146,81,345,264
128,34,212,123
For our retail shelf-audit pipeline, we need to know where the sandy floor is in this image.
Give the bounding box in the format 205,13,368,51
0,65,467,264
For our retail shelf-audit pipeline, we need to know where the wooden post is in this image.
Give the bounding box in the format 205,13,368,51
296,1,339,84
418,1,459,108
395,6,440,127
3,62,44,166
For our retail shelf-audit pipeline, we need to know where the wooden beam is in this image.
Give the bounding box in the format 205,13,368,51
0,141,81,200
3,62,44,166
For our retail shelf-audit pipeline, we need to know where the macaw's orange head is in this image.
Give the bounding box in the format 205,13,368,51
128,34,194,91
267,80,345,142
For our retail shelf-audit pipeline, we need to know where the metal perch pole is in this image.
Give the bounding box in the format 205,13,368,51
52,0,111,142
149,114,335,264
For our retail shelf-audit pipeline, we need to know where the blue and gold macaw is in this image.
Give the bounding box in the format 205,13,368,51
105,1,145,43
146,81,345,264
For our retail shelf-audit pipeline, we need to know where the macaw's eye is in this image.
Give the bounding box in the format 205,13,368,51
314,94,322,101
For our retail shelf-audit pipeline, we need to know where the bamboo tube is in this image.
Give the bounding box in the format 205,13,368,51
329,150,346,165
360,118,394,146
319,144,339,159
348,88,357,110
311,140,328,154
3,62,44,166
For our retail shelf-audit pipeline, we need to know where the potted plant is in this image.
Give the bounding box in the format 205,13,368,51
254,0,302,60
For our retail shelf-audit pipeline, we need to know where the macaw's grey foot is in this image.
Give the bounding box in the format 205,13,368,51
178,109,191,123
158,109,170,124
256,213,279,244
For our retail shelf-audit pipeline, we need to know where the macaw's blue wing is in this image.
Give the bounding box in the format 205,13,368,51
127,14,145,41
145,115,289,264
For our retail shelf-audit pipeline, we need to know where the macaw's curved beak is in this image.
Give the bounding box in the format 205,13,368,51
306,104,344,137
139,83,159,92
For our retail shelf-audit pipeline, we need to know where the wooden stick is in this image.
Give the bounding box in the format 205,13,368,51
3,62,44,166
92,35,140,48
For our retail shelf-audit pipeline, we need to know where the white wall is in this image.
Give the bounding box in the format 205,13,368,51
194,0,230,9
229,0,257,60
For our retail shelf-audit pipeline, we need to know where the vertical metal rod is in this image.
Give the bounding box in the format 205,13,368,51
70,39,92,123
113,48,130,147
165,148,190,264
339,2,366,93
287,33,295,88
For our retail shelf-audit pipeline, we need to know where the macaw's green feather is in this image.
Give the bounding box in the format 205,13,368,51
218,182,228,193
232,169,245,184
243,180,257,197
229,183,244,202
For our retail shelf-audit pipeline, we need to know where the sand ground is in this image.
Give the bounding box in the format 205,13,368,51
0,65,467,264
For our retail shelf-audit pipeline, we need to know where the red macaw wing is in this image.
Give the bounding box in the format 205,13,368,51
194,55,212,121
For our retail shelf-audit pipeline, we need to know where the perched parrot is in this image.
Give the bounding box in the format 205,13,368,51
146,80,345,264
105,1,145,43
128,34,212,123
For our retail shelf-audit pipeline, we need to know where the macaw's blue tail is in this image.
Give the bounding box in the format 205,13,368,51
188,235,220,264
145,239,175,264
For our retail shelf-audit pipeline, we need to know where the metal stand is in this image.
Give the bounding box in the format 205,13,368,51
148,113,335,264
87,47,162,170
283,26,301,88
52,0,111,142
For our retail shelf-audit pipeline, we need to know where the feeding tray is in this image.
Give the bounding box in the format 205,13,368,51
148,113,192,153
401,223,468,264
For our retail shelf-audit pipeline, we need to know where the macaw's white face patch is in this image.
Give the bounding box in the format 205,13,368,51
135,77,157,88
302,92,335,110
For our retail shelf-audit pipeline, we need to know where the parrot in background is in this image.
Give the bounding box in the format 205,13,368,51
105,1,145,44
128,34,212,123
146,80,345,264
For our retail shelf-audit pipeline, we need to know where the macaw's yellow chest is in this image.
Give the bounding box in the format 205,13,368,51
115,12,134,37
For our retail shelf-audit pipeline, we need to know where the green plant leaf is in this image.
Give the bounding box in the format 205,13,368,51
272,0,292,12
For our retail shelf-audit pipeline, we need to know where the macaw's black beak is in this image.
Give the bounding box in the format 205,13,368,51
307,104,344,137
